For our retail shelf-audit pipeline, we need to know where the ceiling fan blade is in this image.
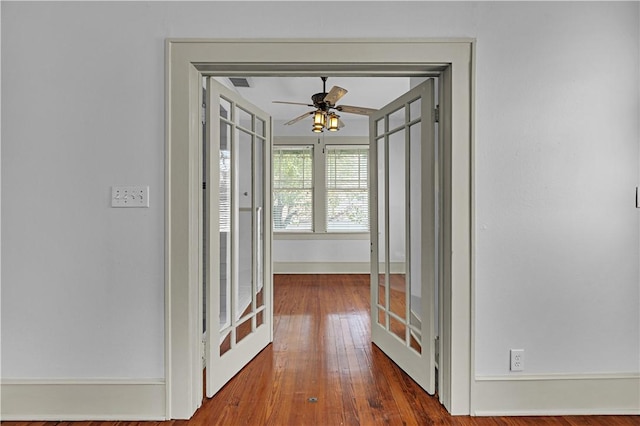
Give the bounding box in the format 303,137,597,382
323,86,348,106
284,111,314,126
336,105,378,116
338,118,346,129
273,100,315,107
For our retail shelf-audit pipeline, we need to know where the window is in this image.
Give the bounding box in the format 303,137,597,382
272,145,313,231
326,146,369,232
273,137,369,233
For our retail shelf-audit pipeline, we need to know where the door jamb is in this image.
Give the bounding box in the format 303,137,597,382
165,39,474,419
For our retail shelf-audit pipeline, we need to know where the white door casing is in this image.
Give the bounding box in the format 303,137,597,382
370,79,437,394
165,39,473,419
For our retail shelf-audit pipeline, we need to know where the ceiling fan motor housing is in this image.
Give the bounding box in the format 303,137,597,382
312,92,331,109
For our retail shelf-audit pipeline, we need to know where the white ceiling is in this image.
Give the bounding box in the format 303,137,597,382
221,76,412,123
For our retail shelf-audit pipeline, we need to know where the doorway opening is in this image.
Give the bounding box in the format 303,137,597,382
166,39,473,420
200,74,443,403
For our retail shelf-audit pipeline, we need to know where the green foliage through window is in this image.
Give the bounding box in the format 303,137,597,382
273,143,369,233
272,146,313,230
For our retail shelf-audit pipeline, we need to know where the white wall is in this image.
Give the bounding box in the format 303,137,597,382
2,0,638,387
473,2,639,376
2,2,167,379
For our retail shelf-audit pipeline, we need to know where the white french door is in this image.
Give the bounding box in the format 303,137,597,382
369,79,437,394
205,78,273,397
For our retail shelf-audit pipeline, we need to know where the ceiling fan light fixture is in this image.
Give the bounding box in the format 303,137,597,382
327,113,340,132
313,110,326,127
274,77,376,133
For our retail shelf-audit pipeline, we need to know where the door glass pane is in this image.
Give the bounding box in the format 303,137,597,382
389,273,407,324
388,107,406,132
220,331,232,356
409,99,421,121
388,130,406,320
376,137,386,326
409,122,422,338
256,282,264,311
256,137,264,306
410,329,422,354
237,130,253,321
236,317,253,344
219,121,231,331
256,117,265,137
256,310,264,328
389,315,406,343
378,308,386,327
237,106,252,131
376,118,384,137
220,97,231,121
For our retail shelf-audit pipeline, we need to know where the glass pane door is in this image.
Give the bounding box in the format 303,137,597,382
369,79,436,394
206,78,272,398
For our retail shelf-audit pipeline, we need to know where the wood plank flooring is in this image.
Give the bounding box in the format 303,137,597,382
4,274,638,425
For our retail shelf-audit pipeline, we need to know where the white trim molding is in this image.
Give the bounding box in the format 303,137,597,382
0,379,166,421
472,373,640,416
166,38,474,418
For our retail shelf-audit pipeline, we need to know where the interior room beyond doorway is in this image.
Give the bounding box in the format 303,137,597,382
202,74,442,404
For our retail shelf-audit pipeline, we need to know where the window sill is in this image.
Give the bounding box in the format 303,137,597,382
274,232,370,241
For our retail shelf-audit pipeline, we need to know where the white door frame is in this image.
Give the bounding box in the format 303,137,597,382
165,38,474,419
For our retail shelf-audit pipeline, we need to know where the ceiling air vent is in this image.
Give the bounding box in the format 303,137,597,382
229,77,251,88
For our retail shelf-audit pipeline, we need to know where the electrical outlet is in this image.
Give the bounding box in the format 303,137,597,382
111,186,149,208
510,349,524,371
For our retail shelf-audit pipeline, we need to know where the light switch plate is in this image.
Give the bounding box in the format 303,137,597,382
111,186,149,208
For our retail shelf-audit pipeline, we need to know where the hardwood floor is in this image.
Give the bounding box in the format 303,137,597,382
4,274,638,425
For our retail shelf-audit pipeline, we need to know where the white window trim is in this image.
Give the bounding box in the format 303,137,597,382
274,136,369,235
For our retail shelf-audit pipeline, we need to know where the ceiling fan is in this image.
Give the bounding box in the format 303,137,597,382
273,77,378,133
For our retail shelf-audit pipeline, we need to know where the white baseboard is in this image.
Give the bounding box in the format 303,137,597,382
273,261,405,274
0,379,166,421
472,373,640,416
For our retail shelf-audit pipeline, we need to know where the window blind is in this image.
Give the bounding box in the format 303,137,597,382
326,146,369,232
272,146,313,231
